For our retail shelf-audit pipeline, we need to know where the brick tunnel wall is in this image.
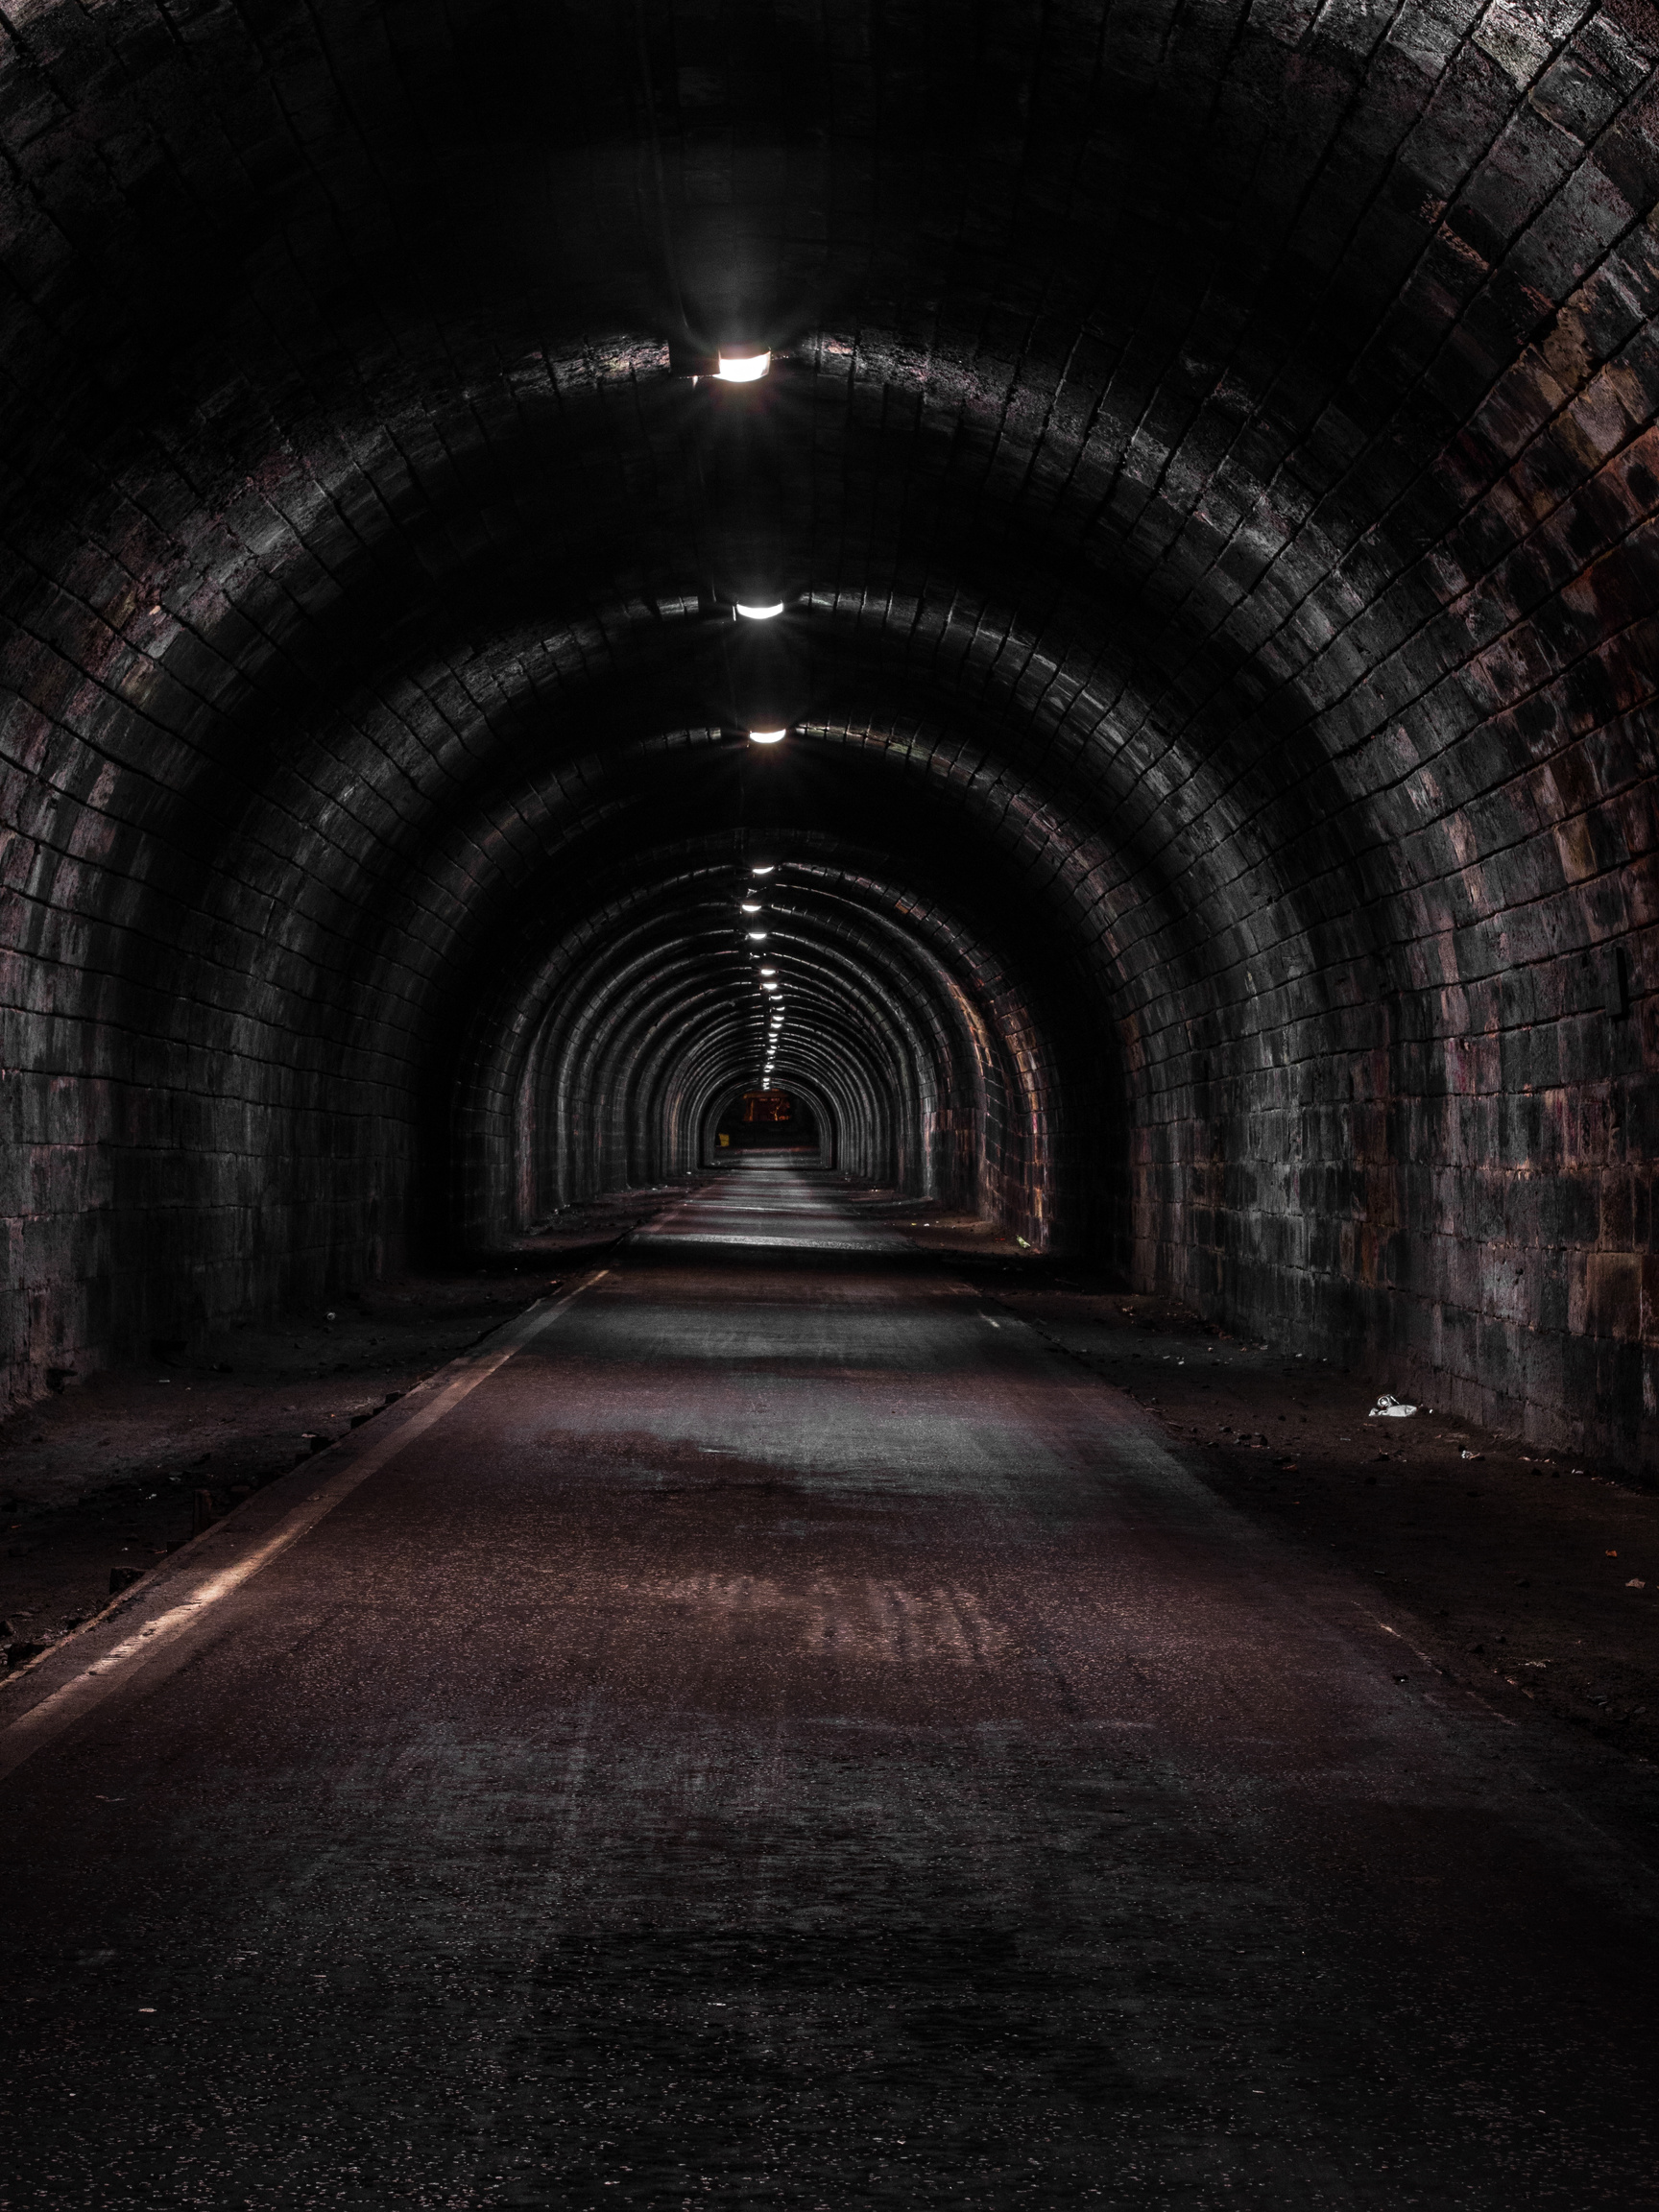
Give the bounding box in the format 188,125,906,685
1103,235,1659,1466
0,668,429,1385
0,0,1653,1477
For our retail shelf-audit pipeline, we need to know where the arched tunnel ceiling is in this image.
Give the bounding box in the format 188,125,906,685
2,0,1655,1467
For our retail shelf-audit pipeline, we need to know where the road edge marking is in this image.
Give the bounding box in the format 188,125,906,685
0,1270,610,1783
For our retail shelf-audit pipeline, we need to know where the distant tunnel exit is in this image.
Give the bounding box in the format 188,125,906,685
715,1090,820,1153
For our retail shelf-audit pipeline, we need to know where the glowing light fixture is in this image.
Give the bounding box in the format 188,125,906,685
751,865,775,877
747,929,768,941
735,601,784,621
741,902,762,914
758,966,777,975
748,728,787,745
716,350,770,382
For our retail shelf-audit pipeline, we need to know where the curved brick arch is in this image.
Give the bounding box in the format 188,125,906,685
461,839,1054,1232
0,0,1654,1469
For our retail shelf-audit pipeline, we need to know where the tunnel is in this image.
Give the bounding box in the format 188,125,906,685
0,0,1652,1466
2,1,1657,2201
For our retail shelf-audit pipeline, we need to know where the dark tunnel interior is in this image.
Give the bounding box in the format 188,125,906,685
2,3,1655,1458
6,4,1659,2200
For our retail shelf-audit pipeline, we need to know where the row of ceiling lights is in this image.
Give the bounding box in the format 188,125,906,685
704,351,792,748
742,860,784,1082
698,351,795,1083
753,861,783,1080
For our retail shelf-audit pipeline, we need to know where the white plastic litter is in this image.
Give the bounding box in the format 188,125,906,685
1368,1393,1418,1419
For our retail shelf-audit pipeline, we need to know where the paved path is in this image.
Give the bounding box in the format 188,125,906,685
3,1164,1654,2207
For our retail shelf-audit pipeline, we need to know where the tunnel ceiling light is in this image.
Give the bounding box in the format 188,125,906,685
758,964,777,974
747,929,768,940
750,864,775,877
716,350,771,382
748,728,788,745
740,901,762,913
735,601,784,621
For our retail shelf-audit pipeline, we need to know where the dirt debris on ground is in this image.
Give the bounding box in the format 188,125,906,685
884,1197,1659,1783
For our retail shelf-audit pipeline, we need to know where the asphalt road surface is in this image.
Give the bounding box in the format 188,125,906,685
3,1164,1654,2209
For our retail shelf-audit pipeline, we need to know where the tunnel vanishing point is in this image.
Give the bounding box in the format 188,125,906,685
4,11,1659,1472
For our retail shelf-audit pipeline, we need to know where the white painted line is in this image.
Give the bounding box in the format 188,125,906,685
1360,1609,1517,1726
0,1271,608,1783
